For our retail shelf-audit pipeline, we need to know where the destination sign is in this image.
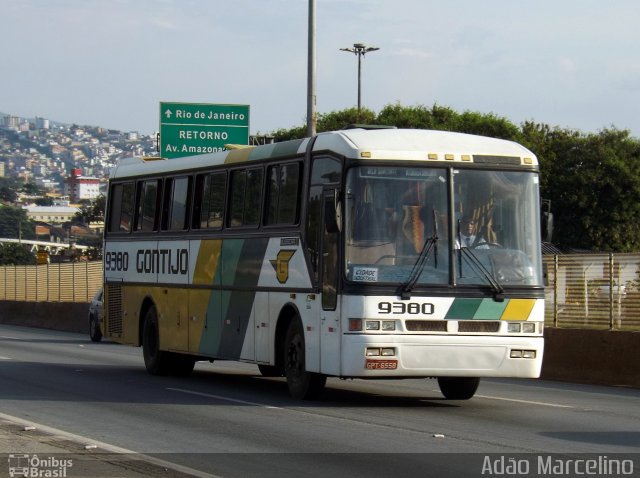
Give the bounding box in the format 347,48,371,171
160,102,250,159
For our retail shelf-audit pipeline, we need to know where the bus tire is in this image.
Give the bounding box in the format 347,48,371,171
284,319,326,400
258,364,283,377
437,377,480,400
88,314,102,342
142,305,170,376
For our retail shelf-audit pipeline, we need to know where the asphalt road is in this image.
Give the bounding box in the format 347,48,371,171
0,324,639,478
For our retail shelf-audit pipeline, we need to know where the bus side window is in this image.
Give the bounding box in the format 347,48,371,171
193,172,226,229
108,182,135,233
107,184,123,233
265,162,301,225
134,179,160,232
162,176,191,231
228,167,263,228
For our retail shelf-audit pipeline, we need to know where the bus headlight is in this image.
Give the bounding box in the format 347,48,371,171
381,321,396,331
522,322,536,334
366,321,380,331
507,323,521,333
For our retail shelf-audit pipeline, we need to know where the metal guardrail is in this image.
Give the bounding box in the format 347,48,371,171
0,255,638,330
543,253,640,330
0,261,102,303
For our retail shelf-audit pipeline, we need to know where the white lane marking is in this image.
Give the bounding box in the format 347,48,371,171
0,411,220,478
167,387,283,409
0,356,11,360
476,394,573,408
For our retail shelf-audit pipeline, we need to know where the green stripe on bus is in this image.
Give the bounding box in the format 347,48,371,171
271,138,305,157
473,299,509,320
444,298,482,320
199,237,270,358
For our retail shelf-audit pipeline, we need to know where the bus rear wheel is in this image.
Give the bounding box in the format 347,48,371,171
142,305,170,376
437,377,480,400
284,319,326,400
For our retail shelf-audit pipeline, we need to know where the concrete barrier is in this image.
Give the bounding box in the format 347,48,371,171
541,327,640,388
0,301,89,334
1,301,638,389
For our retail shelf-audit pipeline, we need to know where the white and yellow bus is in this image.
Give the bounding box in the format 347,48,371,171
103,127,545,400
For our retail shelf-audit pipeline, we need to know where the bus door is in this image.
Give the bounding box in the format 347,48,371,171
319,189,341,375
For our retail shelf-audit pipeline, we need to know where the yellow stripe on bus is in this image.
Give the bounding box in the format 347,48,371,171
224,147,253,164
193,240,223,285
501,299,536,321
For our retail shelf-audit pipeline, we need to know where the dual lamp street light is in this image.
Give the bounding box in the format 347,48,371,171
340,43,380,117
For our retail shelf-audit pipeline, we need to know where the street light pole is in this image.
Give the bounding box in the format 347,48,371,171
306,0,317,137
340,43,379,118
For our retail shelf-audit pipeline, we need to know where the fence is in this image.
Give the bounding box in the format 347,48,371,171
0,261,102,303
543,253,640,330
0,255,639,329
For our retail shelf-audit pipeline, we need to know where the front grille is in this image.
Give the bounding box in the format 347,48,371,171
106,283,123,336
458,321,501,333
405,320,448,332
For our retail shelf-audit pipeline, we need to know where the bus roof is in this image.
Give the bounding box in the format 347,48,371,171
110,128,537,179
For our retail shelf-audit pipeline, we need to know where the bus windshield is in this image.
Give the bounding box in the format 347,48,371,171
344,165,543,288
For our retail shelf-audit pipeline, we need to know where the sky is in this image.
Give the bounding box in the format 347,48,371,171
1,0,639,138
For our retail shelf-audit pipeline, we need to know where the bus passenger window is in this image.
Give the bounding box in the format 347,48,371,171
228,168,263,227
162,176,191,231
135,179,160,232
266,163,300,225
194,172,225,229
108,182,135,233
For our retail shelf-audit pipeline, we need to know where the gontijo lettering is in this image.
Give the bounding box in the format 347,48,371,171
136,248,188,274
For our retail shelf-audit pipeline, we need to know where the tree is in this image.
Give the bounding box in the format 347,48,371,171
520,124,640,251
21,182,42,196
74,194,105,224
0,177,20,203
317,107,376,132
0,243,36,265
0,206,36,240
35,197,54,206
267,103,640,252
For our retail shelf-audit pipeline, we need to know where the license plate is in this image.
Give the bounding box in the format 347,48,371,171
365,359,398,370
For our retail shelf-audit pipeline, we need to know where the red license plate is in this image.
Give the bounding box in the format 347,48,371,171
365,359,398,370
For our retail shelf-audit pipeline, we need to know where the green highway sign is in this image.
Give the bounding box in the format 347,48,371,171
160,102,250,159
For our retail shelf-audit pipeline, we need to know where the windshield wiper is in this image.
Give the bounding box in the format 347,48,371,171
400,209,439,300
460,247,505,301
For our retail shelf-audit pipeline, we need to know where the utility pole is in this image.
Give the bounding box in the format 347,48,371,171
306,0,317,137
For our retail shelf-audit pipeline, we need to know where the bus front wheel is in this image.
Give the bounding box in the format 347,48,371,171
142,306,170,376
284,319,326,400
88,314,102,343
437,377,480,400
